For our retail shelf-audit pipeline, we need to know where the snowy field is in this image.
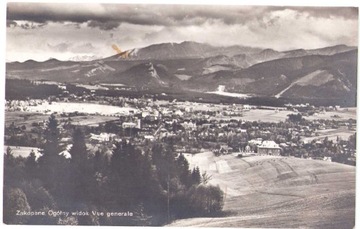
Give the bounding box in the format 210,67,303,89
26,102,138,116
4,145,42,159
207,90,250,98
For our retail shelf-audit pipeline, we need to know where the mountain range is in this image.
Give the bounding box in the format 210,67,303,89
6,41,357,104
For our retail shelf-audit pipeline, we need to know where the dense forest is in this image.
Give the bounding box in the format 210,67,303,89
3,114,224,225
6,78,356,107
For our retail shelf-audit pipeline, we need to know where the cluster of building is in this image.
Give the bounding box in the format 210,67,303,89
5,99,48,112
5,89,356,165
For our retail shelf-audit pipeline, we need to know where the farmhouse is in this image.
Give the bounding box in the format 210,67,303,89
257,140,281,156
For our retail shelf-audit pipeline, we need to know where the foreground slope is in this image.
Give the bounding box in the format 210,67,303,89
170,153,355,228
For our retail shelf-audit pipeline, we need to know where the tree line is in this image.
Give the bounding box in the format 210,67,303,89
3,114,224,225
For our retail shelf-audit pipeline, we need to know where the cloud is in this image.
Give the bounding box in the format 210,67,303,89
72,43,96,53
6,20,47,29
47,42,97,53
7,3,358,31
64,22,82,29
6,20,17,28
285,6,358,20
20,22,47,30
47,42,71,52
87,20,120,30
7,3,100,23
7,3,168,28
6,3,358,62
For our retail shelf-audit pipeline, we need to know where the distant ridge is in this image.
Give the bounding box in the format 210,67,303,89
5,42,357,105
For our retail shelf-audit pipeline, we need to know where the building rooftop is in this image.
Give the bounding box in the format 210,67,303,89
258,140,281,149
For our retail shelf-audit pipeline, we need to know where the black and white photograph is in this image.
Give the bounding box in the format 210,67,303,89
2,1,358,228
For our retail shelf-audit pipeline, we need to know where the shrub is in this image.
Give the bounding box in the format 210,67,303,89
187,185,224,216
3,187,31,224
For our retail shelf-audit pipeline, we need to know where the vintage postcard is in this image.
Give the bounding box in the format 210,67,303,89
3,2,358,228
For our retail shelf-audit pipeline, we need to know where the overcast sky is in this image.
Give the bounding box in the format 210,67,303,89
6,3,359,62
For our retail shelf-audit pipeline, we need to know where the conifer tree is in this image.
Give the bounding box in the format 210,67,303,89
68,128,93,203
24,150,38,178
4,147,18,186
108,141,143,209
191,167,201,185
37,114,68,196
176,153,191,187
138,150,164,214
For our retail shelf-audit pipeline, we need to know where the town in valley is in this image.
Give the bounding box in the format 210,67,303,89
4,81,356,165
4,3,357,228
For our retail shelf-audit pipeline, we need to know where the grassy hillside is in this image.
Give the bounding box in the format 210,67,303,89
170,153,355,228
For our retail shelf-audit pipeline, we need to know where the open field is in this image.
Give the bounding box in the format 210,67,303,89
207,91,250,98
25,102,138,116
66,115,119,127
306,108,356,121
170,101,296,123
5,111,119,128
205,109,296,123
75,83,109,91
302,127,355,143
4,145,41,159
5,111,50,128
240,109,295,123
239,108,356,123
173,153,355,228
224,107,356,123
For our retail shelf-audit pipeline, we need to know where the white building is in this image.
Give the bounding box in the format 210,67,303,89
257,140,281,156
90,133,116,142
